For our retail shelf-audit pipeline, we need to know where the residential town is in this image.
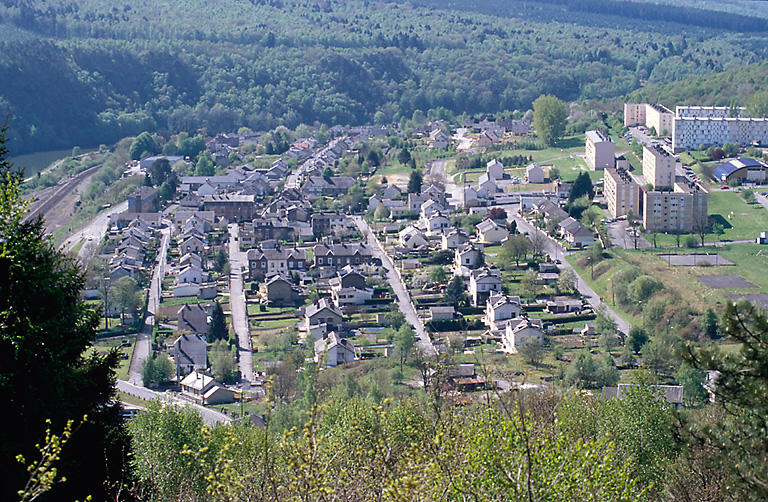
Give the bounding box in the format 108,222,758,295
59,102,767,421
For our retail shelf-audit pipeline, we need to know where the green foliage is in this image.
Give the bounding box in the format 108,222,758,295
703,307,719,339
0,124,127,500
682,301,768,498
445,275,467,307
675,362,707,406
195,150,215,176
557,383,676,489
142,353,174,386
407,169,423,193
210,339,238,384
500,234,531,267
206,301,228,342
518,336,545,365
746,90,768,118
568,171,595,204
373,203,390,220
627,327,649,353
741,188,755,204
533,94,567,145
428,265,448,284
129,131,158,160
565,350,619,389
112,275,142,325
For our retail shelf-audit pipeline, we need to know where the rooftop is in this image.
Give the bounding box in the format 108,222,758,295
586,130,612,143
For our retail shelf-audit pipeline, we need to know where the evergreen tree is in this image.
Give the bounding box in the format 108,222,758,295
445,276,467,307
0,125,129,500
207,301,228,342
568,171,595,203
408,169,423,193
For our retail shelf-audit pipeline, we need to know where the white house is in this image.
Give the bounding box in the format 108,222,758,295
442,228,470,250
454,244,483,275
502,318,544,354
314,332,356,368
420,199,445,219
558,217,595,247
469,267,503,306
477,173,498,195
180,235,205,254
179,370,235,405
304,298,343,333
485,293,523,329
399,226,429,250
476,219,509,244
525,163,545,184
486,159,505,180
422,212,451,236
331,286,374,308
178,265,203,284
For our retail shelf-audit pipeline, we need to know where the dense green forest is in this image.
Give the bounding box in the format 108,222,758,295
629,62,768,109
1,0,767,154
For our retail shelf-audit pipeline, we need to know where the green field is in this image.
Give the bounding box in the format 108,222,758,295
567,243,768,320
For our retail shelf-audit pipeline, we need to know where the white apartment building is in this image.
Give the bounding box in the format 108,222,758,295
604,167,641,219
585,130,615,170
624,103,674,136
643,144,675,190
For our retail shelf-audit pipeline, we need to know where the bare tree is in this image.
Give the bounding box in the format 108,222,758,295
529,230,548,258
693,212,710,248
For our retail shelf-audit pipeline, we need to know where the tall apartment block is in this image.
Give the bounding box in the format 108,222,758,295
672,105,768,152
643,144,675,189
604,167,641,219
623,103,674,136
640,143,708,232
585,130,615,170
642,180,708,233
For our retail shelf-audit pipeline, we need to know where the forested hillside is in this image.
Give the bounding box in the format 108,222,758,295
1,0,767,153
629,62,768,109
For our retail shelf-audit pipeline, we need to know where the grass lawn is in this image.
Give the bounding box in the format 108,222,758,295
251,317,297,329
247,304,296,316
650,191,768,246
117,390,154,408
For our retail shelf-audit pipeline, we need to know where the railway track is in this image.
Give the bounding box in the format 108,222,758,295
23,163,102,223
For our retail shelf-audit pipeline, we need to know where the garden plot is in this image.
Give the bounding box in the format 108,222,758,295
697,275,758,289
658,254,734,266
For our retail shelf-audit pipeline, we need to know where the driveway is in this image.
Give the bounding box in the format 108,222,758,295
116,380,231,426
228,224,255,384
351,216,437,356
607,220,652,249
129,223,171,385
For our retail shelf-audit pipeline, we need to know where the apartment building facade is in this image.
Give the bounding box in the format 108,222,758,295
585,130,615,170
643,144,675,189
604,167,641,218
623,103,673,136
642,180,708,233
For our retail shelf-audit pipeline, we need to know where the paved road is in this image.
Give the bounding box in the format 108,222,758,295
116,380,231,426
228,224,255,384
61,201,128,264
500,204,631,335
128,224,171,385
757,192,768,213
427,159,462,205
352,216,437,355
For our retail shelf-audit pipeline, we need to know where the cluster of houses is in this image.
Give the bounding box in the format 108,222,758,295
529,199,596,248
107,214,159,283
